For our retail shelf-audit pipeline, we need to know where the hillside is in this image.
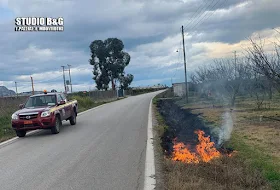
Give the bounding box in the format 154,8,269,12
0,86,16,97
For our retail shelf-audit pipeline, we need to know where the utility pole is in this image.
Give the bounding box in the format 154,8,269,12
234,51,237,79
15,81,18,97
181,25,188,103
61,66,66,93
31,76,34,95
67,64,73,93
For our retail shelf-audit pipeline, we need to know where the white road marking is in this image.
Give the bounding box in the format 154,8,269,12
0,94,159,189
144,98,156,190
0,103,109,149
0,130,40,148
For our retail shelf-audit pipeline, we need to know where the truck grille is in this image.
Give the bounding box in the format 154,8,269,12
19,114,38,120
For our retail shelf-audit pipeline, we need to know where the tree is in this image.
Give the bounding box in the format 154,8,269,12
89,38,132,90
247,39,280,92
119,74,134,90
194,59,248,107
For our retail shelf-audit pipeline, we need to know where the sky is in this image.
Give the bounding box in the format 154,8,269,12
0,0,280,93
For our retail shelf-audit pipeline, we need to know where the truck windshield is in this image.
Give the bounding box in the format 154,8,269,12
25,95,57,108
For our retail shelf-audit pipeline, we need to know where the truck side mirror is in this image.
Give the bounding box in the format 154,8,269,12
58,100,66,105
19,104,24,109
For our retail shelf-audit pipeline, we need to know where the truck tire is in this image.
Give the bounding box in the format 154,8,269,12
51,116,61,134
69,110,77,125
16,130,26,137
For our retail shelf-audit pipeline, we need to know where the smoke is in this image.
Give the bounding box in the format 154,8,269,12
218,111,233,146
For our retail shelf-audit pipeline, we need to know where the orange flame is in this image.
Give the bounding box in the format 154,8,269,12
172,130,221,163
172,142,199,163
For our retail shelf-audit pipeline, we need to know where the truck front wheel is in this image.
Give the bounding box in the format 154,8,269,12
51,116,61,134
16,130,26,137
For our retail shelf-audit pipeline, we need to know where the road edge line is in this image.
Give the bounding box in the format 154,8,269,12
0,130,40,148
144,97,156,190
0,100,115,149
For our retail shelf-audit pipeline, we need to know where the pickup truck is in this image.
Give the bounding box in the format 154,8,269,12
11,91,78,137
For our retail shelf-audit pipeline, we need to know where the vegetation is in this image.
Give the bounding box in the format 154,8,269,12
0,115,16,142
187,95,280,189
153,38,280,187
153,94,277,189
69,95,107,112
153,94,271,190
119,74,134,90
191,39,280,108
89,38,133,90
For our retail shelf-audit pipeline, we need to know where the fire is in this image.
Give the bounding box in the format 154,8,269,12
172,130,221,163
172,142,199,164
195,130,221,162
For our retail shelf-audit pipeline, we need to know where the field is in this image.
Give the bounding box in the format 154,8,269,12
153,91,280,190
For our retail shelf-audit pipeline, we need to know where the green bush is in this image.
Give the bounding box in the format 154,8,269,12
71,96,94,111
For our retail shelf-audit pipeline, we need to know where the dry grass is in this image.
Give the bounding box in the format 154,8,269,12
153,94,280,190
183,96,280,189
164,157,270,190
236,123,280,158
186,96,280,163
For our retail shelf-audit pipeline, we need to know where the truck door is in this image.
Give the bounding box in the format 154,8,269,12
59,94,71,118
57,94,66,120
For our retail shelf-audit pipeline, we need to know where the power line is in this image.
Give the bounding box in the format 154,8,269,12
34,75,63,84
189,0,228,32
189,0,223,31
9,64,84,92
14,65,82,85
14,74,63,85
185,0,216,30
184,0,213,29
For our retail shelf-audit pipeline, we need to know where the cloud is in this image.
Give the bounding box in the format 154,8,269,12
0,0,280,92
17,45,53,62
196,27,280,59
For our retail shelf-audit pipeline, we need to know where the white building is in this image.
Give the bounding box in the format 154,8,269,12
172,83,186,97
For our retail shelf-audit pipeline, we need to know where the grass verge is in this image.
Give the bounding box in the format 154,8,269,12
153,96,273,190
185,95,280,189
229,133,280,189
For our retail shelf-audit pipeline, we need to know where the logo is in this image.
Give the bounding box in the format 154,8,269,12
26,116,31,119
15,17,64,32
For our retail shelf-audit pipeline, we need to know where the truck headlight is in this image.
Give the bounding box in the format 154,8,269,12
41,111,51,117
12,113,19,120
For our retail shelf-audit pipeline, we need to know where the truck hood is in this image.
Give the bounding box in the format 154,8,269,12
14,107,52,115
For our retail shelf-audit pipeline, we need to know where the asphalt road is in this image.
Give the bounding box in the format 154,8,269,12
0,91,161,190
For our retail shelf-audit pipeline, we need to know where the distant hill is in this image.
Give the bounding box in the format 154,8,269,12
0,86,16,97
